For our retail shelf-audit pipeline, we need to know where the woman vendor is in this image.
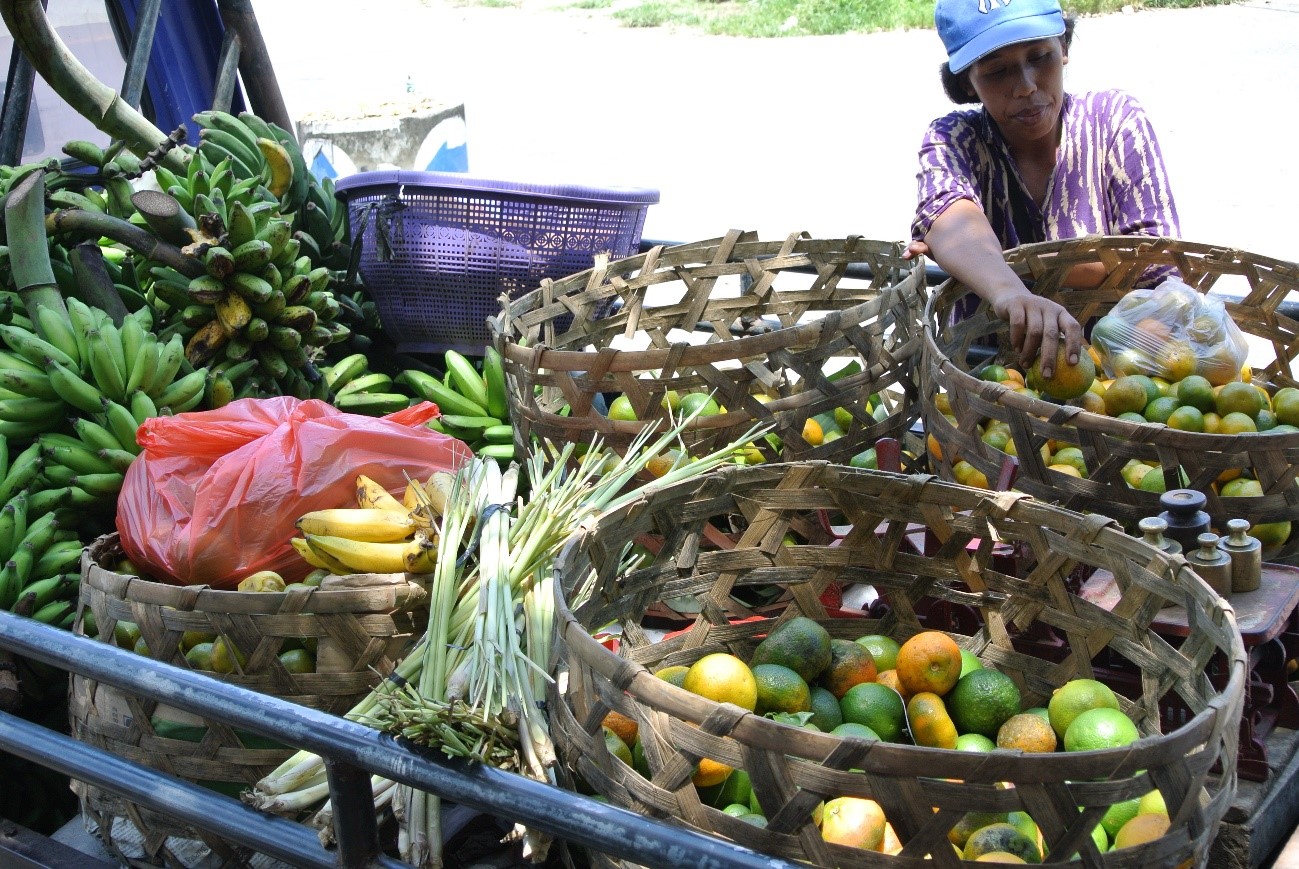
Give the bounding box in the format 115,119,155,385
906,0,1181,379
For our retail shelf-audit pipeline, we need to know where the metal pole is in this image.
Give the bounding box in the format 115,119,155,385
215,0,294,138
0,613,797,869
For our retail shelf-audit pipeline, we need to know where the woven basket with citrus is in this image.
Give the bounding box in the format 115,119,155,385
550,462,1244,867
490,230,927,469
923,236,1299,562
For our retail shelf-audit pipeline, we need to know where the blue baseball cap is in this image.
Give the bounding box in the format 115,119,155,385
936,0,1066,74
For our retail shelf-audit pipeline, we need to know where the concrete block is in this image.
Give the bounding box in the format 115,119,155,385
298,97,467,179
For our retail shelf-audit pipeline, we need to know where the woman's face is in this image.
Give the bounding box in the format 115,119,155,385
967,36,1069,146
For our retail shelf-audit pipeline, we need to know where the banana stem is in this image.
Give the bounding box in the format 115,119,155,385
3,171,67,328
131,189,198,247
68,242,128,325
0,0,185,171
46,208,205,277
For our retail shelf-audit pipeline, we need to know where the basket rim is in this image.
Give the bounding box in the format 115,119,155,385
552,462,1248,775
493,236,926,373
333,168,661,207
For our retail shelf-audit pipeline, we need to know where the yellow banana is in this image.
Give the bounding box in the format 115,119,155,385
290,536,351,575
423,472,456,517
402,480,423,511
404,530,439,574
295,508,416,543
302,533,413,575
256,137,294,198
215,291,253,334
354,474,406,512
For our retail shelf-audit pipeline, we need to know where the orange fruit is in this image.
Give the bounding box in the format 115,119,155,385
1113,813,1171,849
1049,463,1083,479
1218,411,1258,435
654,665,690,687
934,392,953,415
1273,387,1299,426
692,757,733,788
1047,678,1120,739
1142,395,1180,425
820,796,887,850
949,811,1010,848
1158,340,1197,382
1166,405,1205,432
996,713,1057,753
802,417,824,446
682,653,758,711
1138,788,1168,817
1104,376,1153,417
602,710,638,747
1176,375,1217,413
975,853,1027,863
1026,344,1096,400
906,691,959,749
1100,797,1142,841
839,682,907,742
752,663,812,716
980,364,1009,383
963,823,1042,862
750,616,833,682
1216,381,1265,419
875,668,909,700
820,639,878,698
1134,316,1172,343
947,669,1022,739
1075,390,1106,415
895,631,964,697
952,460,990,489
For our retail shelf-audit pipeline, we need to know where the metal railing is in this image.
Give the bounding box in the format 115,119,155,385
0,611,799,869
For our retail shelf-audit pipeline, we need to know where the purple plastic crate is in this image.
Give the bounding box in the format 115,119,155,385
334,170,659,356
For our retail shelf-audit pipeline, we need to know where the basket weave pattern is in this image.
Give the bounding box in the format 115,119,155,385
551,463,1244,868
923,235,1299,559
491,231,926,465
70,534,427,864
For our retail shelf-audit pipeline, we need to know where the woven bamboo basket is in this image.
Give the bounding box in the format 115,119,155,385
489,230,927,466
550,462,1245,868
922,235,1299,561
69,533,427,866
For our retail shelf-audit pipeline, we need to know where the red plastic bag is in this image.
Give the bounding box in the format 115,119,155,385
116,397,474,588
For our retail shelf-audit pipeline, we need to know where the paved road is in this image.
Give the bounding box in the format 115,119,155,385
254,0,1299,262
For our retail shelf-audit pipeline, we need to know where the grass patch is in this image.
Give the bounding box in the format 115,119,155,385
587,0,1231,36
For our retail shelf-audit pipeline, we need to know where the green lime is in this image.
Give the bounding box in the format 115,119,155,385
1142,396,1181,425
854,634,900,671
959,649,984,678
278,648,316,674
808,685,845,733
1100,797,1141,841
954,732,996,752
184,641,214,670
752,663,812,716
838,683,905,742
113,620,141,649
849,448,878,470
1063,707,1140,752
946,668,1022,739
679,393,721,417
830,721,881,741
608,395,637,421
722,803,752,817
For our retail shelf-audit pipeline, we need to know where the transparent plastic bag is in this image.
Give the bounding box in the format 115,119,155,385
116,397,474,588
1089,277,1248,385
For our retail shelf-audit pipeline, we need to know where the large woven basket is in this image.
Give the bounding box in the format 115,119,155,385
550,462,1245,868
922,235,1299,561
70,533,427,866
490,230,927,466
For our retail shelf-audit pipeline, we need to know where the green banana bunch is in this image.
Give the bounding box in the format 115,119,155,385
0,489,85,626
390,348,515,460
318,352,410,415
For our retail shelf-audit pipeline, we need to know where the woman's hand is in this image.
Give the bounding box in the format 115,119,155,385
989,289,1083,378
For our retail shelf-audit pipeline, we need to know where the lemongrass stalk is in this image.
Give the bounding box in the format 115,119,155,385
251,777,332,815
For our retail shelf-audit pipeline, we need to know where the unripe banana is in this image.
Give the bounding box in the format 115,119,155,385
231,239,273,273
62,139,106,167
227,271,274,305
187,274,228,304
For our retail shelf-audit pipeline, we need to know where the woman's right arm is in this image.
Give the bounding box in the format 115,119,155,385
922,200,1083,377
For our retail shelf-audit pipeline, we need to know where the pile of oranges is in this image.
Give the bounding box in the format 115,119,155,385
930,346,1298,548
600,623,1167,859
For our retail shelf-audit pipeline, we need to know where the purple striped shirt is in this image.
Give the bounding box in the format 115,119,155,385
912,90,1181,248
